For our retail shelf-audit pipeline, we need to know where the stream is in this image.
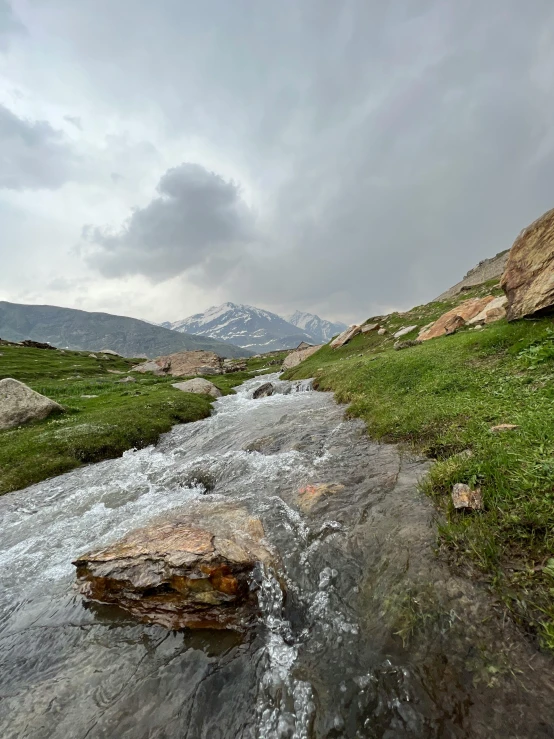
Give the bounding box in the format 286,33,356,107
1,374,553,738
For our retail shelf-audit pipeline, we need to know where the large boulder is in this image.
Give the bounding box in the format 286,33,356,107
132,350,223,377
73,503,274,630
0,378,63,431
281,344,322,370
172,378,222,398
330,325,361,349
418,297,496,341
501,207,554,319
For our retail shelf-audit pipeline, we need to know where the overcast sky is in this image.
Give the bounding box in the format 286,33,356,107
1,0,554,324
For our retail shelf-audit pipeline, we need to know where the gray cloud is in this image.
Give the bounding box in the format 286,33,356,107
63,115,82,130
84,163,255,280
0,104,78,190
4,0,554,322
0,0,24,49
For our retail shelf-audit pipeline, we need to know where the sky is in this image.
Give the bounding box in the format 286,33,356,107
1,0,554,325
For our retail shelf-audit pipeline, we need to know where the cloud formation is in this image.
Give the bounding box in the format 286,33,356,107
3,1,554,323
0,104,77,190
84,163,255,281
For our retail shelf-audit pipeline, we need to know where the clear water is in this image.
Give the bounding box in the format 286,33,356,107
1,375,553,738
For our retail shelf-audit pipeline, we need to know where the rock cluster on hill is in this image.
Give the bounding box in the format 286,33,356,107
73,502,274,630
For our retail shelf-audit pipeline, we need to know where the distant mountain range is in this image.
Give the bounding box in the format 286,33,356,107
162,303,347,352
0,302,251,359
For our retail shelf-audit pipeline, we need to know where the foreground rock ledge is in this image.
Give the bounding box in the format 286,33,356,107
73,504,274,630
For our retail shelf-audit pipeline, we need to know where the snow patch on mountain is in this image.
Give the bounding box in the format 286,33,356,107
285,311,347,343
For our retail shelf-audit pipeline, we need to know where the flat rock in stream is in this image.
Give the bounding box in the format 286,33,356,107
73,502,274,630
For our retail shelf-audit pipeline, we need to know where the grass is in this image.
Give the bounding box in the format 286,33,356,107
283,292,554,651
0,345,253,494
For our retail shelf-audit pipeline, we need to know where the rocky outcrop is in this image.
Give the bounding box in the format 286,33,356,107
418,297,496,341
282,344,322,370
132,350,223,377
330,325,361,349
222,359,247,373
435,250,510,301
252,382,274,399
0,378,63,431
501,207,554,320
360,322,380,334
393,325,418,339
172,378,222,398
467,295,508,325
73,502,274,630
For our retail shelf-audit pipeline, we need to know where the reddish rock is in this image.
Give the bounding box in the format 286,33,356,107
501,207,554,320
297,483,344,512
467,296,508,326
418,297,496,341
73,503,274,630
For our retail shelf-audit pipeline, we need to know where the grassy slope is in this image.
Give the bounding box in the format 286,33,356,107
283,288,554,650
0,346,254,494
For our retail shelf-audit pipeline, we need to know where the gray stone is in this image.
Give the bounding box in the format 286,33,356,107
393,325,418,339
252,382,274,399
118,376,136,383
0,378,63,431
172,378,222,398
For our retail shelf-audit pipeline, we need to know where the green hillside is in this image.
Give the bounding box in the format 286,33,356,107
0,301,251,358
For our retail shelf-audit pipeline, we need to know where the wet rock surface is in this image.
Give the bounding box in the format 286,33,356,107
252,381,274,399
74,503,273,630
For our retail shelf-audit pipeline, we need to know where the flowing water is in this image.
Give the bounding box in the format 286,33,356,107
1,375,553,738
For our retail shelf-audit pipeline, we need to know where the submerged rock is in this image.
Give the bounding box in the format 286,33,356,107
252,382,275,399
172,378,222,398
297,483,345,512
501,207,554,319
0,378,63,430
73,503,274,630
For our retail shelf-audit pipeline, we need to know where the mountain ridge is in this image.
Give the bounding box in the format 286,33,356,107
163,302,345,352
0,301,251,359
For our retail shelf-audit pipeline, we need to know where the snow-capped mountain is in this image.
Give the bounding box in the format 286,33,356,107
162,303,340,352
285,311,347,344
